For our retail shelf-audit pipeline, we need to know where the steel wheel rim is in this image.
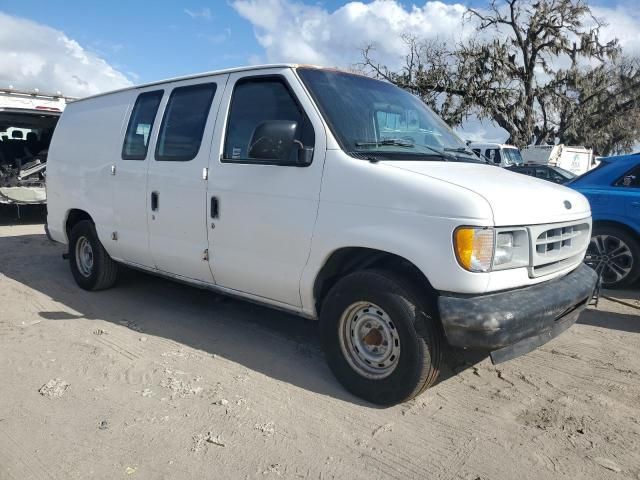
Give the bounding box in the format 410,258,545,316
75,236,94,278
338,302,401,379
585,234,633,285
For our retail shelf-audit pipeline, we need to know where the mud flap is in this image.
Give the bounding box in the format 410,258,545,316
589,269,603,308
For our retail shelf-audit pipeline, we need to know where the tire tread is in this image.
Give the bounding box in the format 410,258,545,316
320,269,442,405
69,220,118,291
591,225,640,288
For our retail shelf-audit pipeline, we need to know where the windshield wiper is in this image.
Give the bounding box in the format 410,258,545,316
355,139,454,161
445,147,491,164
444,147,474,155
355,139,415,148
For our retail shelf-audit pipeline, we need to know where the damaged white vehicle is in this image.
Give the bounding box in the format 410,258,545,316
0,87,69,205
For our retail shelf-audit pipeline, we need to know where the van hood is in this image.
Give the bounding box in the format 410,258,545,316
382,161,590,226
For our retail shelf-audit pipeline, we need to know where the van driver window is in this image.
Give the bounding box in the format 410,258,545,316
155,83,217,162
487,149,501,164
121,90,163,160
223,77,314,164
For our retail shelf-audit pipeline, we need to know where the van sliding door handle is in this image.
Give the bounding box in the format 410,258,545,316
151,191,159,211
210,196,219,219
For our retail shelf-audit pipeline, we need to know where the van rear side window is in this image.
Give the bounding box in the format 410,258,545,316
155,83,217,162
122,90,163,160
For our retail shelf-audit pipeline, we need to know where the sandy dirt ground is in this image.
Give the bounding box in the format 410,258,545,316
1,208,639,479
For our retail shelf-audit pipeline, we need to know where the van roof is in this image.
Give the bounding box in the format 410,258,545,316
74,63,321,103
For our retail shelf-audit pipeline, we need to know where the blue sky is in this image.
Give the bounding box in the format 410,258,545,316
2,0,351,82
2,0,631,85
1,1,261,82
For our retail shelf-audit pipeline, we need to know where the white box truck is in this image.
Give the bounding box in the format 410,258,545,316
521,144,597,176
45,65,597,405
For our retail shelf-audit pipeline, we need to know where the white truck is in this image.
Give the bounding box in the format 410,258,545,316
46,65,598,405
0,87,70,206
521,144,597,176
468,142,524,167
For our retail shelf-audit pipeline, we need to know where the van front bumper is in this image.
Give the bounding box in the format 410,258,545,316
438,263,597,364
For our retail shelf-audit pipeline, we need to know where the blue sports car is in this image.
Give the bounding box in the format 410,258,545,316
569,153,640,288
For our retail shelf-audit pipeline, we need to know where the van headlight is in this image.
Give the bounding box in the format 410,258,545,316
453,227,494,272
494,232,514,266
454,227,529,272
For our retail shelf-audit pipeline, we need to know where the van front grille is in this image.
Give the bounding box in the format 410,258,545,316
529,220,591,277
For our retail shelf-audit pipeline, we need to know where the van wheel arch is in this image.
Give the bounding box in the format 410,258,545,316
65,209,93,242
592,220,640,239
313,247,438,316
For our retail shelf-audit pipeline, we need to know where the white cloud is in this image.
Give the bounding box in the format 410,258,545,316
232,0,470,68
592,5,640,56
185,7,212,20
0,12,132,98
456,118,508,144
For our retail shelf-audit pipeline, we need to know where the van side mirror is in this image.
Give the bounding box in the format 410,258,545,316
248,120,297,163
248,120,313,166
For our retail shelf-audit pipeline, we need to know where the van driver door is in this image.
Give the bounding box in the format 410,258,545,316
205,68,327,307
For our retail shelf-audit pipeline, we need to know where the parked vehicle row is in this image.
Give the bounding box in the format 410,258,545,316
46,64,597,405
521,144,597,176
467,141,637,288
507,164,576,184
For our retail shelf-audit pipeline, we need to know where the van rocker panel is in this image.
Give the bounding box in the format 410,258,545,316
438,263,597,357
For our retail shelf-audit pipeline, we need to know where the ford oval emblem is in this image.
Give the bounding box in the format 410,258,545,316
564,200,572,210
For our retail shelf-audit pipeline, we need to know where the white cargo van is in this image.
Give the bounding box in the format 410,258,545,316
46,65,597,405
521,144,597,176
0,87,69,205
468,142,523,167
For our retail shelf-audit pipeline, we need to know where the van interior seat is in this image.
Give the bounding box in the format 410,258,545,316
0,138,29,168
0,140,7,166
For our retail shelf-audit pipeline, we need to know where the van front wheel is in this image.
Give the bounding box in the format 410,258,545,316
68,220,118,291
320,270,442,406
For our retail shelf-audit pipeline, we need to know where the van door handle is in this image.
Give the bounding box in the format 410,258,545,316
151,191,159,211
631,201,640,208
210,196,219,219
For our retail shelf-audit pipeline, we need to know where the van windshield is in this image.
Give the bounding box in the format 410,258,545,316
297,68,482,163
503,148,523,166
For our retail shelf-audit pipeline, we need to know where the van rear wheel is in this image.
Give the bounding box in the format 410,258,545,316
320,270,442,406
68,220,118,291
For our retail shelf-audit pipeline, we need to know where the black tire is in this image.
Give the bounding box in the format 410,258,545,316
586,225,640,288
68,220,118,291
320,269,442,406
